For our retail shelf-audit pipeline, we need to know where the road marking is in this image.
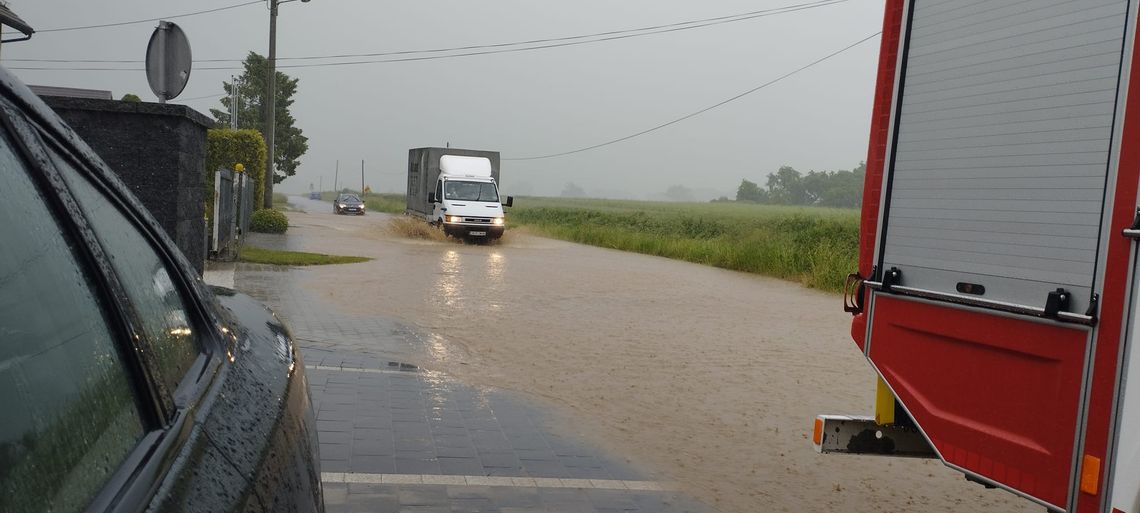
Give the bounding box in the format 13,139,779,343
306,365,417,375
320,472,671,491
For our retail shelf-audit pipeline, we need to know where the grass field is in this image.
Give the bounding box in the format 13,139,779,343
508,197,859,292
364,193,406,214
272,192,289,211
318,191,406,214
308,191,859,292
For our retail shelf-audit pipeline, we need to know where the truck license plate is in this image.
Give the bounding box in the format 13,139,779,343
470,231,486,236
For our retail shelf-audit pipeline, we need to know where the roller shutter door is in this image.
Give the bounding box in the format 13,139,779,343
880,0,1130,315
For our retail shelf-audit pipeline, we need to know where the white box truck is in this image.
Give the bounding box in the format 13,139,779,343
406,147,513,240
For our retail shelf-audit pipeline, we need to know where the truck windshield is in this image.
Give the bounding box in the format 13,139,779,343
444,181,499,202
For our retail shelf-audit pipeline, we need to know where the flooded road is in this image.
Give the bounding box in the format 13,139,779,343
277,196,1035,513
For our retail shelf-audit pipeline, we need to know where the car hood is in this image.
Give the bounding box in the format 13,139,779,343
150,286,321,511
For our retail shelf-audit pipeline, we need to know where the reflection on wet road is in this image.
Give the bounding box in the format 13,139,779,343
435,250,462,309
433,249,507,315
233,250,709,512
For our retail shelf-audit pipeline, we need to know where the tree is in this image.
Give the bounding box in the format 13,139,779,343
561,182,586,198
120,93,141,102
765,166,808,205
664,185,694,202
210,52,308,185
736,179,764,202
802,170,831,205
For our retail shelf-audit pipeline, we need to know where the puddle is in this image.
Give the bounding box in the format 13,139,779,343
386,361,419,372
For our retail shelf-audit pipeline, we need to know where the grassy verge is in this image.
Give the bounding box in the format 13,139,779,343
508,198,858,292
238,245,371,266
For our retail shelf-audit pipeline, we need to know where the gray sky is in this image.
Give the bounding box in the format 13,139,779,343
4,0,884,200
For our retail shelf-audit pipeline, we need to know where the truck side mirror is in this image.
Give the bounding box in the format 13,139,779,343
428,192,437,203
504,196,514,208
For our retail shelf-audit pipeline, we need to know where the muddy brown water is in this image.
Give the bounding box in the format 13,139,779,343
273,198,1036,513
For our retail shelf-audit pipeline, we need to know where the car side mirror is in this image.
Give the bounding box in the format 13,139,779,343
504,196,514,208
428,192,437,203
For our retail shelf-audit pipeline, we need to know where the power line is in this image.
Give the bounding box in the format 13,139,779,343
269,0,852,70
9,0,850,71
177,93,226,102
274,0,852,63
37,1,263,33
504,32,881,161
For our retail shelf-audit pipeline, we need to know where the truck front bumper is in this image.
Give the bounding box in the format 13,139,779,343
443,223,504,239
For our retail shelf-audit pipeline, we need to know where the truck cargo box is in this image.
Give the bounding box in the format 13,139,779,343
406,147,500,216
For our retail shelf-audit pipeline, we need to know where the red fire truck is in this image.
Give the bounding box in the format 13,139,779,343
814,2,1140,513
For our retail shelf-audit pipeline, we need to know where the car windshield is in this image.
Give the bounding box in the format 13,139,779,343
444,181,499,202
338,195,360,203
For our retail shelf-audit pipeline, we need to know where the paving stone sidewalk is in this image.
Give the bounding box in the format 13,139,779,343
231,261,718,513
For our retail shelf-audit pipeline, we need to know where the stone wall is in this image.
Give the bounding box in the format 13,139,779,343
42,96,213,274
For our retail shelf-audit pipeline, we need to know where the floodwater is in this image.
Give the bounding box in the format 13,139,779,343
277,196,1036,513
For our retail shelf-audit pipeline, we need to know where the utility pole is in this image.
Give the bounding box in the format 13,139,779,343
333,160,339,193
262,0,279,208
361,160,365,196
229,75,237,128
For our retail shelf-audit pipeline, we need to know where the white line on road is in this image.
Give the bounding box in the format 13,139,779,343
306,365,418,375
320,472,672,491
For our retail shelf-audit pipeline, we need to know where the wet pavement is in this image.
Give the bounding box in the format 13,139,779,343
228,259,719,513
212,197,1044,513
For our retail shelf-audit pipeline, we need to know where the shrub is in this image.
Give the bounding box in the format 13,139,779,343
250,208,288,234
206,129,267,220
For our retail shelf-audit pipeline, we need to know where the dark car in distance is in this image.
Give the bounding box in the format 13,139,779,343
0,66,323,512
333,193,365,215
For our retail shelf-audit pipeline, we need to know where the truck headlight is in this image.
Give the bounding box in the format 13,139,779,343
493,218,505,226
446,215,461,223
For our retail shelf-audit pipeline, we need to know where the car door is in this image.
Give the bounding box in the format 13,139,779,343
0,97,208,513
0,84,284,512
433,179,444,222
0,110,157,513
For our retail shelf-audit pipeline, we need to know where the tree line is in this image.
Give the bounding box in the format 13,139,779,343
733,163,865,208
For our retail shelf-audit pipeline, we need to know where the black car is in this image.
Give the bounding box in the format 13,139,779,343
333,193,365,215
0,67,323,512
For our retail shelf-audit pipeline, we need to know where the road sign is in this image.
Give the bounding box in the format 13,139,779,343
145,21,191,103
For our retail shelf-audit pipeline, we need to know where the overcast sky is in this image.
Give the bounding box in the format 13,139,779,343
3,0,884,200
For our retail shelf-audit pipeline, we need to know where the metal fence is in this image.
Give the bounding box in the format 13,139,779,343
209,167,253,261
237,172,253,240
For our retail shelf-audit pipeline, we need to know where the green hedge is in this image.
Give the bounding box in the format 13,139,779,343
250,209,288,234
206,129,267,220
